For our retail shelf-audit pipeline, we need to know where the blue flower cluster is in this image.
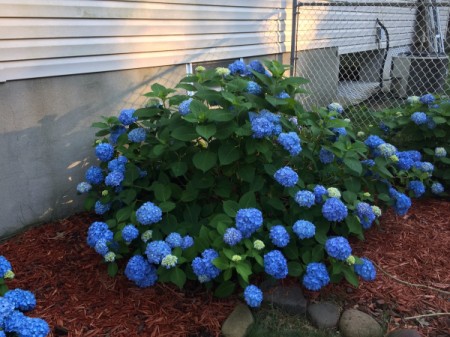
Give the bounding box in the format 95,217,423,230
269,225,290,248
136,202,162,225
420,93,435,104
397,150,421,170
408,180,425,198
431,182,444,194
228,60,249,76
118,108,137,125
244,285,263,308
179,98,193,116
94,201,111,215
246,81,262,95
355,202,376,229
325,237,352,261
364,135,385,149
76,182,92,193
145,240,171,264
95,143,114,162
332,127,347,138
319,148,335,164
87,221,113,248
124,255,158,288
235,208,263,238
302,262,330,291
4,289,36,312
191,249,221,283
313,185,327,204
295,190,315,208
354,257,376,281
128,128,146,143
414,161,434,174
435,147,447,158
165,233,183,248
293,220,315,239
322,198,348,222
264,250,288,279
105,170,124,187
181,235,194,250
274,166,298,187
248,60,265,74
276,91,290,99
223,228,243,246
389,188,412,216
3,310,49,337
277,132,302,156
411,112,428,125
249,110,281,138
361,159,375,167
122,224,139,243
377,143,397,158
108,156,127,173
327,102,344,114
0,256,13,278
85,166,103,185
110,125,126,144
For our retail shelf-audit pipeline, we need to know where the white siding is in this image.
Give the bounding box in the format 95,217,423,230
0,0,287,82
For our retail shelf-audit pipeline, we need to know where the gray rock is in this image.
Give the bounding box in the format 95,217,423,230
386,329,421,337
339,309,383,337
221,303,254,337
307,302,340,329
264,285,307,314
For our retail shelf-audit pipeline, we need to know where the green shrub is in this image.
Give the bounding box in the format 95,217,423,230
78,60,425,306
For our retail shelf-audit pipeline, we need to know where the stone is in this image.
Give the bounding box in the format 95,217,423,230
386,329,421,337
307,302,340,329
339,309,383,337
221,303,254,337
264,285,307,314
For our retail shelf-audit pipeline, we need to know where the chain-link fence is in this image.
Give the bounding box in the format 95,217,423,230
291,0,450,126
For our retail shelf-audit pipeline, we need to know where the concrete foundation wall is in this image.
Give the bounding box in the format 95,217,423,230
0,64,186,237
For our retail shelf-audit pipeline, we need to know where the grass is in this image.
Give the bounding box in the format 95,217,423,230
246,305,340,337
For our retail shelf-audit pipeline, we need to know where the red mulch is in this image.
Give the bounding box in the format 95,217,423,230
0,198,449,337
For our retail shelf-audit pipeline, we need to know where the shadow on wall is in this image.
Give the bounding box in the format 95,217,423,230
0,65,185,238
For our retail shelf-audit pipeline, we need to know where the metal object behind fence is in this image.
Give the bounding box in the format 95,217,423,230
291,0,450,126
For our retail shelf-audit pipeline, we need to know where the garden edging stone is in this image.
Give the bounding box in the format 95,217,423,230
307,301,340,329
264,285,308,314
221,303,254,337
339,309,383,337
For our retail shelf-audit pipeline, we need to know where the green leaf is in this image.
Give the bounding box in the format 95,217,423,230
223,200,239,217
343,268,359,287
192,151,217,172
346,216,363,236
377,193,390,202
212,257,230,270
84,195,96,211
288,262,304,277
169,267,186,289
235,263,252,283
218,143,240,165
266,95,289,107
196,124,217,140
239,192,258,209
343,191,357,204
159,201,176,212
153,182,172,202
92,122,109,129
214,281,236,298
152,144,166,157
107,262,118,277
432,116,447,124
284,242,299,260
238,165,255,183
134,107,159,119
118,189,137,205
189,99,210,116
375,158,393,178
171,162,188,177
0,284,8,296
344,177,361,193
171,126,198,141
116,207,132,223
343,158,363,175
207,109,236,122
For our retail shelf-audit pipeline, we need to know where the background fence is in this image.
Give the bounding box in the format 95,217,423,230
291,0,450,126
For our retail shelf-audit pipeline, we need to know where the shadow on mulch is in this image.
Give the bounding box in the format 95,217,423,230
0,198,449,337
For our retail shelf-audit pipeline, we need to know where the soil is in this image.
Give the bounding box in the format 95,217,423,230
0,198,448,337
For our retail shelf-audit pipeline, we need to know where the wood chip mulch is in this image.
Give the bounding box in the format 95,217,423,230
0,198,448,337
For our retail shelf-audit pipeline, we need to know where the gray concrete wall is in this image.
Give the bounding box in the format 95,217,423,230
0,65,186,237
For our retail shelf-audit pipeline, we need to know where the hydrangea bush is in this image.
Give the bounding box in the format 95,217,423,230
78,60,426,307
0,256,49,337
370,94,449,192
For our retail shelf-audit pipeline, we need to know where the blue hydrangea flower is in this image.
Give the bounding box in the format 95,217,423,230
294,190,315,208
327,102,344,113
248,60,265,74
0,256,13,278
246,81,262,95
108,158,127,173
85,166,104,185
411,112,428,125
0,297,15,325
223,228,243,246
354,257,376,281
191,249,221,282
397,151,418,170
94,238,110,256
264,250,288,279
364,135,385,149
269,225,290,248
379,121,390,133
325,237,352,261
427,117,436,129
355,202,376,229
181,235,194,250
87,221,113,247
135,265,158,288
3,309,26,333
15,316,50,337
293,220,316,239
118,108,137,125
95,143,114,162
128,128,146,143
332,127,347,138
322,198,348,222
302,262,330,291
435,147,447,158
165,233,183,248
414,161,434,174
377,143,397,157
235,208,263,238
136,202,162,225
276,91,290,99
277,132,302,156
389,188,411,216
76,182,92,193
361,159,375,167
244,285,263,308
110,125,127,144
105,170,124,187
122,224,139,243
94,201,111,215
125,255,154,285
313,185,327,204
431,182,444,194
228,60,248,76
274,166,298,187
420,93,435,104
4,289,36,312
179,98,193,116
408,180,425,198
319,148,335,164
161,254,178,269
145,240,171,264
249,110,281,138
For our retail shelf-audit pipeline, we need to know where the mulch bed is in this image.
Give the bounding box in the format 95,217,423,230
0,198,449,336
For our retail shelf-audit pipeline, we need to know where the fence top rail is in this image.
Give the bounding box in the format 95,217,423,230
295,1,450,8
